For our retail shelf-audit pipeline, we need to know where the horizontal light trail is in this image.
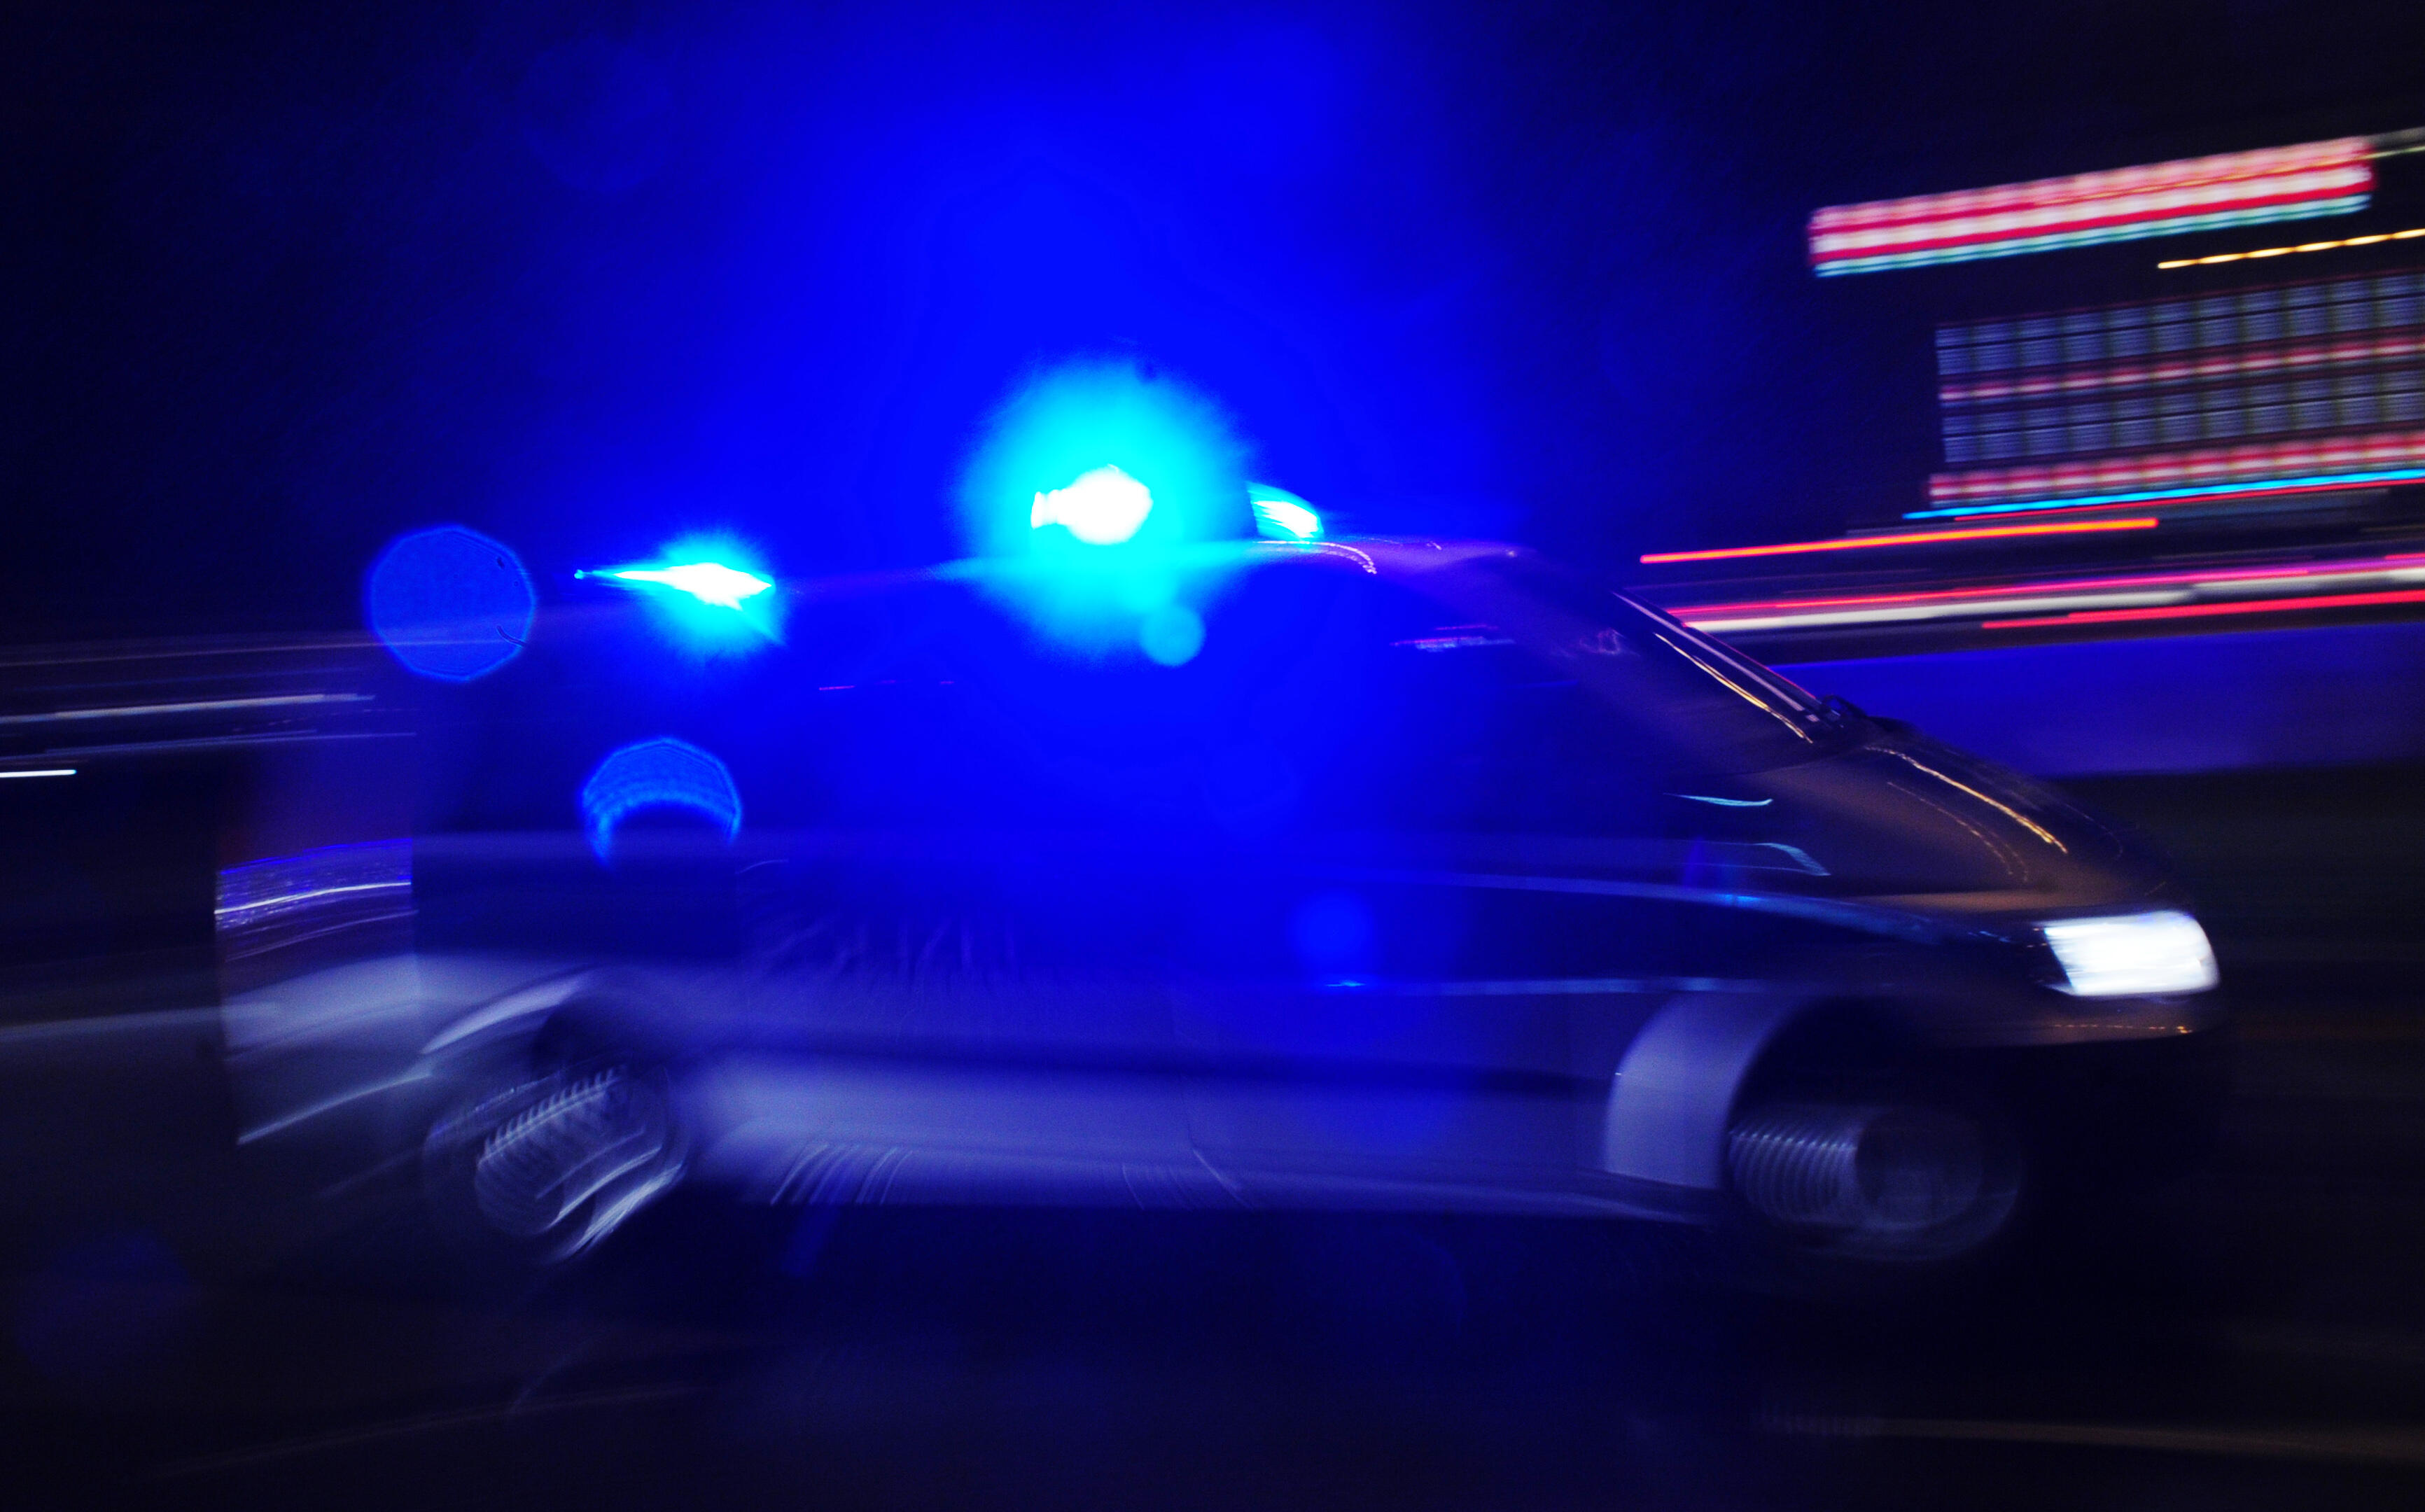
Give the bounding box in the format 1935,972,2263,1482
1817,197,2370,276
1908,468,2425,519
1689,593,2193,634
1895,498,2190,526
0,693,369,727
1812,169,2368,257
0,769,76,779
1922,430,2425,514
1810,136,2376,275
1696,555,2425,612
1983,587,2425,630
2159,225,2425,269
1640,517,2157,566
1900,500,2198,525
1666,553,2425,635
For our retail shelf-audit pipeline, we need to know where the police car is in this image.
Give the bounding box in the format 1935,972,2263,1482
222,534,2223,1280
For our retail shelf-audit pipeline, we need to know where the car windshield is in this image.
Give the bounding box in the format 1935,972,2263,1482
1397,552,1850,776
643,550,1849,850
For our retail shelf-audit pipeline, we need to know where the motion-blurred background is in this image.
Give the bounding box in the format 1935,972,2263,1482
11,2,2425,1506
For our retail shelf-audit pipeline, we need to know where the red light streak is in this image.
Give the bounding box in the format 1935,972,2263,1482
1983,587,2425,630
1640,518,2158,566
1668,556,2403,621
1936,477,2425,520
1810,138,2374,273
1903,499,2190,526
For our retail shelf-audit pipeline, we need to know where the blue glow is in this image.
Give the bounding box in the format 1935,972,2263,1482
1905,468,2425,520
595,561,774,608
956,359,1250,653
1032,464,1156,545
1136,603,1205,666
1247,484,1322,540
579,738,743,860
364,526,537,682
589,534,783,656
1290,891,1376,982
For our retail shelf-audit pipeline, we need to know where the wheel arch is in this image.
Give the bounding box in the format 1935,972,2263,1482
1600,988,1917,1191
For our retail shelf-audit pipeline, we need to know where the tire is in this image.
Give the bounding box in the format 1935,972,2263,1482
1726,1092,2024,1269
421,1056,689,1274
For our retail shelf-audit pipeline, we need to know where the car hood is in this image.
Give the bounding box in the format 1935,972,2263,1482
1731,729,2170,912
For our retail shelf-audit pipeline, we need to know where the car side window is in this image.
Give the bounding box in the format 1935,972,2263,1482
1231,573,1669,839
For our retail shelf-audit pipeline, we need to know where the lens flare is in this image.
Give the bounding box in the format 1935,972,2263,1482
585,535,783,657
956,358,1251,653
579,738,743,861
599,561,773,609
365,526,536,682
1136,603,1205,665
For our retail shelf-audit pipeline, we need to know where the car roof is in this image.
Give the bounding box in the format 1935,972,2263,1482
778,538,1542,610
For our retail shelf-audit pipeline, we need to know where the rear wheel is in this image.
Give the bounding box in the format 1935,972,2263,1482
421,1056,688,1273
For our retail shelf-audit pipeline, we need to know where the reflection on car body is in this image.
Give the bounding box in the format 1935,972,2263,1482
215,540,2225,1278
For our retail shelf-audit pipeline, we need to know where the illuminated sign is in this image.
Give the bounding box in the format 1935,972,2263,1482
1921,268,2425,517
1810,137,2374,276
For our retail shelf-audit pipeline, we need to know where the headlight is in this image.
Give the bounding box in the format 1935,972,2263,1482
2039,910,2218,997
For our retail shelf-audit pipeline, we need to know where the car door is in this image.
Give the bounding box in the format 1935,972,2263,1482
695,596,1208,1203
1165,573,1708,1202
1166,559,1885,1207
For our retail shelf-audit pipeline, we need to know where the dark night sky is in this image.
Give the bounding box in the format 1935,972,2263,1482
8,0,2425,641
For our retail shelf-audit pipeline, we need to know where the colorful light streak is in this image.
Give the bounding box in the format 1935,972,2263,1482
1639,517,2157,566
1908,468,2425,519
1981,587,2425,631
1679,557,2425,618
2158,226,2425,269
1810,138,2373,276
1897,498,2193,525
1922,431,2425,516
1670,554,2425,635
1818,200,2371,276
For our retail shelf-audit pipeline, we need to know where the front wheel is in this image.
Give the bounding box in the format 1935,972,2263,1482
422,1059,688,1273
1726,1093,2024,1271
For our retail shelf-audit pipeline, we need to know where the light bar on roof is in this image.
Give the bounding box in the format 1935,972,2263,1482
1810,137,2374,276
